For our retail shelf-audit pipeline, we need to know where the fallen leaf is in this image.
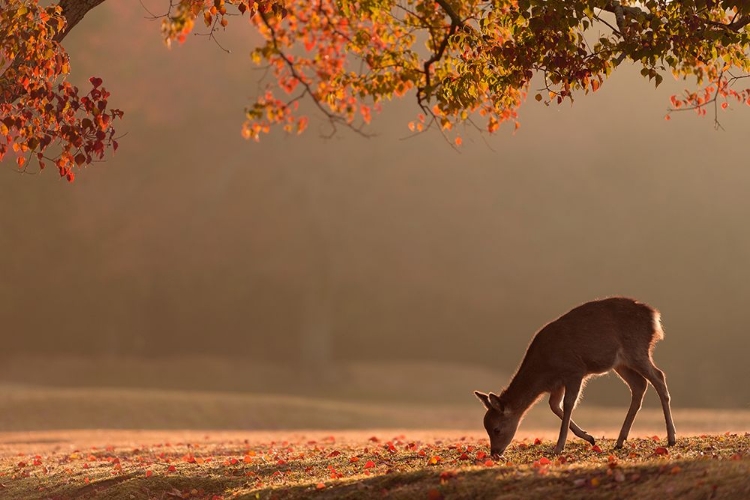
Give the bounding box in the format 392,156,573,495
427,488,444,500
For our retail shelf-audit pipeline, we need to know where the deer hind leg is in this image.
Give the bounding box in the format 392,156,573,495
634,360,677,446
553,377,583,455
548,386,595,445
614,365,647,449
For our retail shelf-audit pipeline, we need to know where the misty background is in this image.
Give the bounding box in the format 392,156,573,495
1,3,749,419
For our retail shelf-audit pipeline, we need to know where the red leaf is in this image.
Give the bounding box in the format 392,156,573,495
427,488,444,500
167,465,176,472
539,457,551,465
145,470,153,477
363,460,376,469
316,482,325,490
89,77,103,88
533,438,542,445
476,451,487,460
483,459,494,467
591,445,603,453
439,470,457,481
654,447,669,456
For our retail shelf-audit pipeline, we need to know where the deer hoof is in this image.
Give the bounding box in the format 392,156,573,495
583,434,595,445
614,442,624,450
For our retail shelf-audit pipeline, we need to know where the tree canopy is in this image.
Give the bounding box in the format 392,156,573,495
3,0,750,181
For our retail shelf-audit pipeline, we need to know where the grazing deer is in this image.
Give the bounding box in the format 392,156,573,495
474,297,676,456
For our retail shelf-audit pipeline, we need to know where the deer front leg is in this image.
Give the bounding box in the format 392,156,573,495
554,378,583,455
548,387,595,445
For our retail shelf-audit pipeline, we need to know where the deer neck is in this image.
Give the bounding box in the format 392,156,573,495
501,364,546,416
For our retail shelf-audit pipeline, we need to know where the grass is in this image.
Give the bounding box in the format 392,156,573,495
3,384,750,433
0,431,748,499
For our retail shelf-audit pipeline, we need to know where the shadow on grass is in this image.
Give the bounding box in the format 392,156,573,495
40,455,750,500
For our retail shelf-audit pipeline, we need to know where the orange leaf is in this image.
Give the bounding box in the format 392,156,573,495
364,460,375,469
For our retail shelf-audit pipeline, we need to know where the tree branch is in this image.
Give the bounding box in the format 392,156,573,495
54,0,108,42
600,1,649,32
434,0,463,27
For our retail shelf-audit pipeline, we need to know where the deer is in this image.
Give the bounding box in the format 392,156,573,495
474,297,676,457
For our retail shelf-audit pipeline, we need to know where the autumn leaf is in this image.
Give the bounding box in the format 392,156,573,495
427,488,444,500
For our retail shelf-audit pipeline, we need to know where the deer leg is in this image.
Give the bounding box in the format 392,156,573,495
614,366,647,449
549,386,595,445
554,378,582,455
638,362,677,446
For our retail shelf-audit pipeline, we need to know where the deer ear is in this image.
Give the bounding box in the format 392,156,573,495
488,392,507,413
474,391,492,410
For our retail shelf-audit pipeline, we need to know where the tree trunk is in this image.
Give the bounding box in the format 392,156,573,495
296,168,336,379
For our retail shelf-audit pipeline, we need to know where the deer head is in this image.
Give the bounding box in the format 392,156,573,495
474,390,521,457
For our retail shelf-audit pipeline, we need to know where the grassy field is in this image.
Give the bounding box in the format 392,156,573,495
0,430,748,499
1,370,748,499
3,384,750,433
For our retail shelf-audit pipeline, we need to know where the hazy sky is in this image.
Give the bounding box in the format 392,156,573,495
1,3,749,408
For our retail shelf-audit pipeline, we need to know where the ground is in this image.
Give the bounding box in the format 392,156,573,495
1,360,748,499
0,430,748,499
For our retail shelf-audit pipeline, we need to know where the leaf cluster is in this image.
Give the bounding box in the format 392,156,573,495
0,0,123,181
